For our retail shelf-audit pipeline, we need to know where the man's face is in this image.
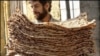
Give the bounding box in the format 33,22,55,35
30,1,48,21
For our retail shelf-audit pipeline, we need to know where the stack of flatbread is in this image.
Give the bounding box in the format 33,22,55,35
6,11,96,56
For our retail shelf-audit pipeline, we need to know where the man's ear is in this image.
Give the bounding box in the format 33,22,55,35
44,3,50,12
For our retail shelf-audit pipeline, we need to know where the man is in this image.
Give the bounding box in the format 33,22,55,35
29,0,59,22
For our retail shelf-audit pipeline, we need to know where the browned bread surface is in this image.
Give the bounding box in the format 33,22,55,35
6,11,96,56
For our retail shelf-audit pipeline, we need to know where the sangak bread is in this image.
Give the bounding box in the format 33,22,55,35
6,10,96,56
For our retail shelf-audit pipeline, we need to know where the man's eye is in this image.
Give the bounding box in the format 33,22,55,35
31,6,34,8
31,5,39,8
35,5,39,8
31,6,33,8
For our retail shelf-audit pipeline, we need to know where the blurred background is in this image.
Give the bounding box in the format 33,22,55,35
0,0,100,56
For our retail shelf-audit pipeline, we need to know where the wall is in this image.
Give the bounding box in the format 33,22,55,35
1,1,10,56
1,1,6,56
80,1,100,56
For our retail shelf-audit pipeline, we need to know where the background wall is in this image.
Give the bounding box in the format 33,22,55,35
1,1,9,56
80,1,100,56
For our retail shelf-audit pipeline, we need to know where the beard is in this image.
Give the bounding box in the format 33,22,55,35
34,7,48,21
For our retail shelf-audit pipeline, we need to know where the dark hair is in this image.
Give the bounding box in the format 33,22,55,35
30,0,52,12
